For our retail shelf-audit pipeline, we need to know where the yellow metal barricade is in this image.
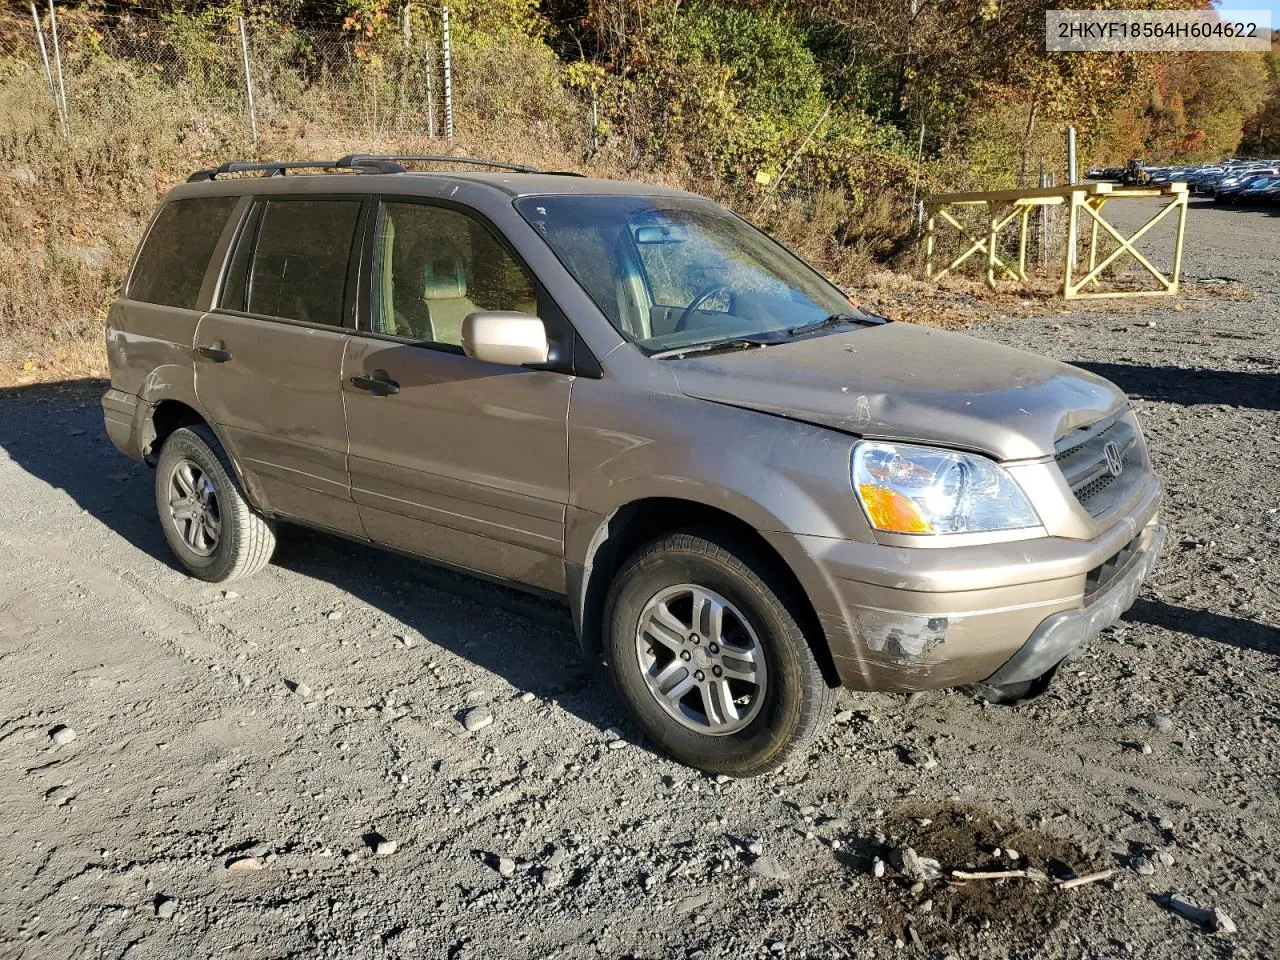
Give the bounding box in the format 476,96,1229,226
923,182,1188,299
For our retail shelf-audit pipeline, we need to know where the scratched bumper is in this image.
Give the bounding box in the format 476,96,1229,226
768,500,1163,694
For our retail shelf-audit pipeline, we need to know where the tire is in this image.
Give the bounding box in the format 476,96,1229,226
154,424,276,582
603,530,836,777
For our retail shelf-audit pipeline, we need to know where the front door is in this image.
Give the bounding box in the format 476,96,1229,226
341,198,572,593
195,196,366,535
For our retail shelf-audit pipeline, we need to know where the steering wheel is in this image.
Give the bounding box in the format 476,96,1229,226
674,285,731,332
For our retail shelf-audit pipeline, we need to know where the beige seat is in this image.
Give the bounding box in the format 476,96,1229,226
421,255,478,345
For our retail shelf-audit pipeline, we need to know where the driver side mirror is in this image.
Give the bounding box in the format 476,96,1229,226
461,312,550,367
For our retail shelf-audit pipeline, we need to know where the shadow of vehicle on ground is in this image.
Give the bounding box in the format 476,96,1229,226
1071,361,1279,412
0,378,636,744
1125,598,1278,656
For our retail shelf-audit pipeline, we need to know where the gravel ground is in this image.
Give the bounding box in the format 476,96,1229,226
0,199,1276,960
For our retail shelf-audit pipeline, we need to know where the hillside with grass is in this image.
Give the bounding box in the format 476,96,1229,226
1,0,1276,382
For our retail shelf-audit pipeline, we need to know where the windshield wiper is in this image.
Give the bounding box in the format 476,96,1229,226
649,337,780,360
786,312,883,338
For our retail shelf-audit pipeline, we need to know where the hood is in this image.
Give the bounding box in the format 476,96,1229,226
668,322,1126,461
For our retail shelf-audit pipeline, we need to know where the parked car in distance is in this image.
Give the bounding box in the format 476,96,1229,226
1233,176,1280,205
102,155,1166,776
1216,172,1279,203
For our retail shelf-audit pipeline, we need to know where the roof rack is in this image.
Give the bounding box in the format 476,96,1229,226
185,154,569,184
187,158,402,182
337,153,540,174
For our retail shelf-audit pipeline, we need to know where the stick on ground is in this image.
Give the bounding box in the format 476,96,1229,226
1059,869,1115,890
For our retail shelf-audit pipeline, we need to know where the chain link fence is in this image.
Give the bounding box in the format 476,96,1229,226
1,6,462,146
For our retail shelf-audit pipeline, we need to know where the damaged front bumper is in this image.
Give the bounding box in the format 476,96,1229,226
768,477,1163,693
982,523,1165,687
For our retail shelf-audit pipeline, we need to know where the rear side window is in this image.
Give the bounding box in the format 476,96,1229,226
128,197,237,309
244,199,361,327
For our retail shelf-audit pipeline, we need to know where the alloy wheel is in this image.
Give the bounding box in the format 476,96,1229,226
634,584,768,735
167,458,221,557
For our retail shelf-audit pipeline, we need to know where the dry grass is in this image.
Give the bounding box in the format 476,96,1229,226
3,50,1249,389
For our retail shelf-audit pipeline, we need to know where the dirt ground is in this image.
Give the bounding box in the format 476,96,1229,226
0,199,1276,960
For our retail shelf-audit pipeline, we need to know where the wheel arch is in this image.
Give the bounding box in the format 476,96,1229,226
142,400,269,513
571,497,840,688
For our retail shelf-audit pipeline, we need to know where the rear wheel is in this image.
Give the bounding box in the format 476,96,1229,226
603,531,835,777
155,425,276,582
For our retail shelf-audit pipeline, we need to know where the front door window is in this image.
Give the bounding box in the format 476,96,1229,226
370,202,538,347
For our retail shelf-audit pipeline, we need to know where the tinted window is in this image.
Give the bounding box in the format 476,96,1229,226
247,199,361,327
370,201,537,346
129,197,237,309
217,202,263,313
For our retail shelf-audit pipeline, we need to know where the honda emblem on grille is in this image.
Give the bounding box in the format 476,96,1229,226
1103,440,1124,477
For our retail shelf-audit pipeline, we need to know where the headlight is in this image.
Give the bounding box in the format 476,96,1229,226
852,441,1040,535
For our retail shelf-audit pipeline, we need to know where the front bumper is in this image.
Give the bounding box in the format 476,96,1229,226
983,523,1164,686
765,476,1163,693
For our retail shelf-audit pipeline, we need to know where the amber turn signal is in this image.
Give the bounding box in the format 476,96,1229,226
857,484,934,534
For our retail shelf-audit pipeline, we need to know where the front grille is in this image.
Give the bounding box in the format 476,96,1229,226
1054,413,1142,516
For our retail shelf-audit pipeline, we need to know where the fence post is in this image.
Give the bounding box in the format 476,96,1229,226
47,0,69,135
1039,158,1048,267
591,87,599,152
425,40,436,139
909,119,926,224
238,17,258,145
28,1,59,125
442,5,454,141
398,0,411,123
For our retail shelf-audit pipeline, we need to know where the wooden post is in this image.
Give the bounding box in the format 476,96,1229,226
924,206,935,279
1018,204,1031,280
1170,189,1187,294
986,202,999,289
1063,190,1080,298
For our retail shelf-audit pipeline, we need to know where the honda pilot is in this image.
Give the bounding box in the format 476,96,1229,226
102,155,1164,776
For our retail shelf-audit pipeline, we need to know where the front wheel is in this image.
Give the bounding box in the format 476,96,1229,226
603,531,835,777
154,425,276,582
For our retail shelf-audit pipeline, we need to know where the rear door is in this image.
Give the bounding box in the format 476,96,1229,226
195,195,368,535
341,197,572,593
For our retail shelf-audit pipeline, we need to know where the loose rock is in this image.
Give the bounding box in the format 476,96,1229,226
749,855,790,882
461,707,494,732
892,847,942,882
50,726,76,746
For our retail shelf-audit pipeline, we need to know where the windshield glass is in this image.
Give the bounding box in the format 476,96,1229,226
514,195,860,354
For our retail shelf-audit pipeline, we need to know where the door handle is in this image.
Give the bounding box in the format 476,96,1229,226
197,341,233,363
350,370,400,396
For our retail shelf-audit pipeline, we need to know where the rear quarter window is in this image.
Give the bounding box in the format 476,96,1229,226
128,197,238,309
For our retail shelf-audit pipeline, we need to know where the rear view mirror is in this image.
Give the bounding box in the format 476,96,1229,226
632,223,689,244
461,312,550,367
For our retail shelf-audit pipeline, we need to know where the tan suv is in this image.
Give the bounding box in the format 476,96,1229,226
102,155,1164,776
